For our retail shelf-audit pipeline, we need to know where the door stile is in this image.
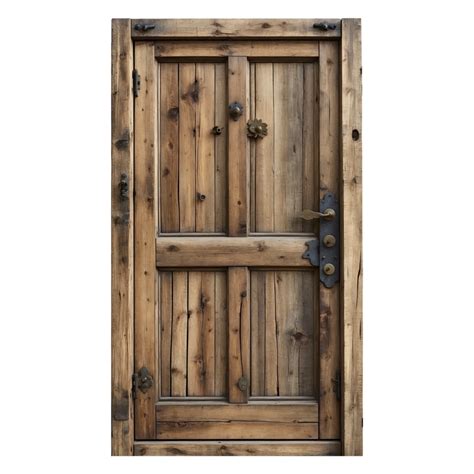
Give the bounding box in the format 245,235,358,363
228,56,249,237
134,42,157,439
318,41,341,439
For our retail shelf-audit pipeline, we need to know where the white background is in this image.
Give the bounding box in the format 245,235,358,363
1,0,473,472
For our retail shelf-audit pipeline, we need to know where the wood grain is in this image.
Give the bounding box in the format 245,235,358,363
195,64,216,232
341,18,363,456
318,40,341,440
159,273,172,397
134,41,157,440
228,57,249,236
214,63,227,233
156,421,318,440
159,63,179,232
132,19,341,39
250,271,315,397
155,41,319,58
228,268,250,403
253,63,274,232
156,237,313,267
111,18,134,456
156,402,318,422
134,441,341,456
171,272,188,396
178,63,196,232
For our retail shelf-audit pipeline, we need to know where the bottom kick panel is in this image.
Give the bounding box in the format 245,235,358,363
134,441,341,456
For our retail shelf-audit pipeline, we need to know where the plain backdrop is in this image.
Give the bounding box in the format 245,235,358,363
1,0,473,472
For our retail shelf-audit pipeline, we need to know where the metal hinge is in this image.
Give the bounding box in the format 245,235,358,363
132,367,153,399
132,69,141,98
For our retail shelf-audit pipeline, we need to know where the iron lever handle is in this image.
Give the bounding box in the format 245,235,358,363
298,208,336,220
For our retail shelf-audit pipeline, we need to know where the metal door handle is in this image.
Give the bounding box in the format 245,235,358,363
297,208,336,220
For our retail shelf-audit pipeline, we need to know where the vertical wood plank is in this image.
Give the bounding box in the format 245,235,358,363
302,62,316,233
250,272,265,396
228,267,250,403
134,41,157,439
254,63,275,232
179,64,197,232
196,64,216,232
228,57,249,236
341,18,363,456
215,272,227,396
264,272,278,396
300,272,315,396
160,272,172,397
159,63,179,232
111,18,134,456
214,64,227,233
274,64,304,232
319,40,341,439
249,63,256,233
171,272,188,396
187,272,204,395
202,272,216,394
186,271,216,396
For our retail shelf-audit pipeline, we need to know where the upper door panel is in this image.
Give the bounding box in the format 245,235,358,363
159,62,227,234
249,62,318,234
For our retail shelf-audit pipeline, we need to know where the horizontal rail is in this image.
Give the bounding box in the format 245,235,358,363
156,237,312,267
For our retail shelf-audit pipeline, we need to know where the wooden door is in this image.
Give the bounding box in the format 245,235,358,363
134,41,340,445
112,18,361,456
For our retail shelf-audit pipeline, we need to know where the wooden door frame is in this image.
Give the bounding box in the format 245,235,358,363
111,18,362,456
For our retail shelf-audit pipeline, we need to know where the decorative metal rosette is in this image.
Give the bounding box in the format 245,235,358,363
247,118,268,139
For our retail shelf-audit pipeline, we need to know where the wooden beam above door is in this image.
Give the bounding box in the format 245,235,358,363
131,19,341,39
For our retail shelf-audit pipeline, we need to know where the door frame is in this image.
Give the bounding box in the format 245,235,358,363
111,18,362,456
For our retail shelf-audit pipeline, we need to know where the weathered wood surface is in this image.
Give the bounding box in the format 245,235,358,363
159,62,227,233
250,271,315,396
156,421,318,440
134,441,341,456
318,40,341,440
228,268,250,403
250,62,317,233
341,19,363,456
111,18,133,456
159,271,227,397
156,237,313,267
156,402,318,422
228,57,249,236
132,19,341,39
134,41,157,440
155,41,319,58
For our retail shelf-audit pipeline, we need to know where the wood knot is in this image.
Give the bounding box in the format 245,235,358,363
240,291,247,298
167,107,179,120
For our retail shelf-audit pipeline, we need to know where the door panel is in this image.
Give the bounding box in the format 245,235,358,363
159,62,227,234
250,62,317,233
250,270,316,397
134,40,341,443
159,271,227,398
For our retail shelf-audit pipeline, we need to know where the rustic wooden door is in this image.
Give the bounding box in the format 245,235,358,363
112,18,362,456
134,40,341,449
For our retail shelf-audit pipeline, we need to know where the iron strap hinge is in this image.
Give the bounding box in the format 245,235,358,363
132,69,141,98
